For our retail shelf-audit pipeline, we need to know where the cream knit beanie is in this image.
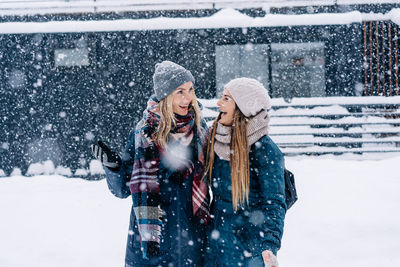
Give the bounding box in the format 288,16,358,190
225,77,272,117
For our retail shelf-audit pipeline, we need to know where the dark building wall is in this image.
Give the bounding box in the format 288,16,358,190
325,23,363,96
0,23,364,174
0,28,218,174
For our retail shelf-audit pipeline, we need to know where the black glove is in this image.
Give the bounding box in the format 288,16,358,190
142,241,161,260
90,141,121,171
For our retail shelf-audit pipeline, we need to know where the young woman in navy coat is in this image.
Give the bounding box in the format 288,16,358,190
91,61,211,267
205,78,287,267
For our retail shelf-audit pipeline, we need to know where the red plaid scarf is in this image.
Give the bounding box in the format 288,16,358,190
129,96,210,257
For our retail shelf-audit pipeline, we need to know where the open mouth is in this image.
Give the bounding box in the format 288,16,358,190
220,111,227,117
180,105,189,110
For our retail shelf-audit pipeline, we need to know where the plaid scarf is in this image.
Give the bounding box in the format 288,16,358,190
129,96,210,258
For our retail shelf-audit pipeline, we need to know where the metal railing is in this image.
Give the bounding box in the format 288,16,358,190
363,20,400,97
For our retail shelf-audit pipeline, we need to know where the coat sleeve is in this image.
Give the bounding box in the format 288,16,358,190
252,136,287,256
103,129,135,199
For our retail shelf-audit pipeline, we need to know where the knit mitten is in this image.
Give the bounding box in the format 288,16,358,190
90,141,121,171
262,250,279,267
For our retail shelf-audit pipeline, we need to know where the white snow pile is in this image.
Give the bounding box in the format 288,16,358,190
0,156,399,267
26,160,56,176
7,159,105,178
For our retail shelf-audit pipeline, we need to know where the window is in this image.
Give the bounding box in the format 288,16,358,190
271,42,326,99
215,42,326,99
215,44,269,97
54,38,90,67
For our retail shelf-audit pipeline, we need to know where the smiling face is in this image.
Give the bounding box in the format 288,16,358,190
217,89,236,126
171,81,194,116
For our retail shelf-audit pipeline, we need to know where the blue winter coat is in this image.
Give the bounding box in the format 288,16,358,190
104,129,206,267
205,135,286,267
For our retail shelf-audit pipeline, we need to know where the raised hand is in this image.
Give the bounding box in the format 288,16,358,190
90,141,121,171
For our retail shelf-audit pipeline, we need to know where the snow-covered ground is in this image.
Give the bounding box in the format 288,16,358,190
1,156,399,267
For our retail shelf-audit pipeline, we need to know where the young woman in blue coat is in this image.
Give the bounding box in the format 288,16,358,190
91,61,211,267
205,78,286,267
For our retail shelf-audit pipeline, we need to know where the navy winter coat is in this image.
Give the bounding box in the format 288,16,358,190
205,135,286,267
104,129,206,267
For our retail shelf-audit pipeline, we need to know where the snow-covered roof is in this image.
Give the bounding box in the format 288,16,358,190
0,7,399,34
0,0,399,16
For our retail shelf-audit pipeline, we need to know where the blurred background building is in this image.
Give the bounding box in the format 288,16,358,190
0,0,399,174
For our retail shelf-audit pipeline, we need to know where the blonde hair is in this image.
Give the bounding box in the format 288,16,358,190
206,108,250,211
155,91,202,149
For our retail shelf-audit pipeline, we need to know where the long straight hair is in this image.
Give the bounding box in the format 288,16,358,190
155,92,202,149
206,108,250,211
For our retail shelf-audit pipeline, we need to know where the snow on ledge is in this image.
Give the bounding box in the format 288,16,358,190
0,8,399,34
0,1,399,16
387,8,400,26
199,95,400,108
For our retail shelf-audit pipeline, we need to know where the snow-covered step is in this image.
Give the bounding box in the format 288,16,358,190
281,146,400,155
200,96,400,109
270,112,400,118
270,120,400,127
272,135,400,142
269,127,399,135
200,96,400,156
273,137,400,146
271,116,400,123
270,95,400,108
203,104,400,119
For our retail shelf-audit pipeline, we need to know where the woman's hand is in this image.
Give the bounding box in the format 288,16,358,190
262,250,279,267
90,141,121,171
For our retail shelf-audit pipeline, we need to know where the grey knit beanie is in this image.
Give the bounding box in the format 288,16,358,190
152,60,195,101
225,77,272,117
